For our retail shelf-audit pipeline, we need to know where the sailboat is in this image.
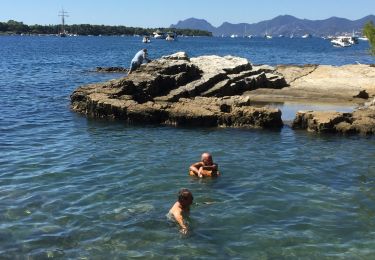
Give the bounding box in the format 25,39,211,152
58,9,68,37
264,25,272,39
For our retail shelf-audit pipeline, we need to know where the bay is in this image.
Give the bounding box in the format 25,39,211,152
0,35,375,259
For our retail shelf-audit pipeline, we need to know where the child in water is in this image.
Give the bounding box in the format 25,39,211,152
189,152,220,178
167,188,193,235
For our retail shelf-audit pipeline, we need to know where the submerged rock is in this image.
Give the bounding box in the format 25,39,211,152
71,52,286,129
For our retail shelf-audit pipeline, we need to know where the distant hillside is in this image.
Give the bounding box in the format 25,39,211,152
171,15,375,36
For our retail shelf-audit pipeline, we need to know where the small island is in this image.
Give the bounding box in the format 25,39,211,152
71,52,375,135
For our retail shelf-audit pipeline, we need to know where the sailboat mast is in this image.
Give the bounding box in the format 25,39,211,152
58,9,69,33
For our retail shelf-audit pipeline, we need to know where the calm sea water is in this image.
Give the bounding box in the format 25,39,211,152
1,35,375,259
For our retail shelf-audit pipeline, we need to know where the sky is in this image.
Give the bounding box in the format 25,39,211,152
1,0,375,28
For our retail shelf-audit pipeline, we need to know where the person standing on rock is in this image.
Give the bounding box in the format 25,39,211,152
189,152,220,178
128,48,151,74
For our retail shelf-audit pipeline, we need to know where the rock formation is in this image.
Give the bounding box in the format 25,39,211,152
292,99,375,135
71,52,286,128
245,64,375,103
71,52,375,134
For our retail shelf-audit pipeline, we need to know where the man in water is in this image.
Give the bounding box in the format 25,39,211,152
128,48,151,74
189,152,220,178
168,188,193,235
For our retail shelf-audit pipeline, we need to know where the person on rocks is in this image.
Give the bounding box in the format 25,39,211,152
167,188,194,235
128,48,151,74
189,152,220,178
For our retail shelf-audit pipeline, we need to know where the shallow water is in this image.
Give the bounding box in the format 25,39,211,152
1,35,375,258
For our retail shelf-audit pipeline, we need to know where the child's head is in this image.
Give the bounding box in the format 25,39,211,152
201,152,213,166
178,188,193,206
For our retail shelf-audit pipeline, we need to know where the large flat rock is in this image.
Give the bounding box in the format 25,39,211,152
71,53,285,129
245,64,375,103
71,53,375,134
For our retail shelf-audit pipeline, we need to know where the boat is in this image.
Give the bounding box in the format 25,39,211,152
302,34,312,38
264,34,272,39
348,36,359,45
165,31,176,41
331,36,353,47
58,9,69,37
358,36,369,41
153,29,165,39
230,34,238,38
142,36,151,43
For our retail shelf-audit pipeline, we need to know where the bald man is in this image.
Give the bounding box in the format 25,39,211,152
189,152,220,178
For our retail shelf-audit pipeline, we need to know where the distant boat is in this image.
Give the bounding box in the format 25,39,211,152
264,34,272,39
166,31,176,41
302,34,312,38
264,28,272,39
358,36,369,41
230,34,238,38
58,9,69,37
142,36,151,43
247,35,253,39
331,36,353,47
153,29,165,39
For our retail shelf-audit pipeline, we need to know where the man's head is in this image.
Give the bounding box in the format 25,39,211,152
178,188,193,206
201,152,213,166
143,48,148,53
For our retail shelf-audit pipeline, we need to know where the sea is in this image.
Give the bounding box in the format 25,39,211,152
1,35,375,259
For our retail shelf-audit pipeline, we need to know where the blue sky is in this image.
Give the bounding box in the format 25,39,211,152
1,0,374,27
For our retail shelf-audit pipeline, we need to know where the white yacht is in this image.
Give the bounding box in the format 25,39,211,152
165,32,176,41
153,30,165,39
331,37,352,47
358,36,369,41
264,34,272,39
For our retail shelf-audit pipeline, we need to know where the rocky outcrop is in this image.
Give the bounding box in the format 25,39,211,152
245,64,375,103
71,52,286,128
292,99,375,135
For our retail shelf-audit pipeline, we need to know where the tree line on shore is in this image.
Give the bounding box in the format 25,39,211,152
0,20,212,37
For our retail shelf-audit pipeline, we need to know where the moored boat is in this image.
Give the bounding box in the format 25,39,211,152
153,29,165,39
142,36,151,43
166,31,176,41
331,36,352,47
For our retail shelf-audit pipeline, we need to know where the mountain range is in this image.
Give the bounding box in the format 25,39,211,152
170,15,375,36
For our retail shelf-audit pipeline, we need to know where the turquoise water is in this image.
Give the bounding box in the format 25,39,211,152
1,36,375,258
